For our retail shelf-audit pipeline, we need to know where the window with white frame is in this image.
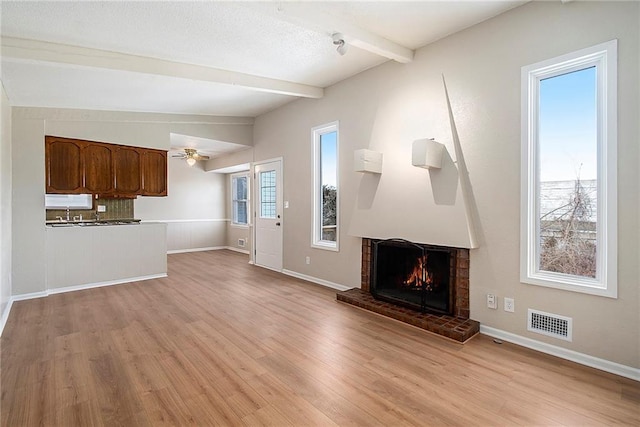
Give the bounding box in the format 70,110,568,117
231,173,249,226
521,40,617,298
312,122,339,251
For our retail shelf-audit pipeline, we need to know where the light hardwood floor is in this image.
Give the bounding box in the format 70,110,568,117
1,250,638,426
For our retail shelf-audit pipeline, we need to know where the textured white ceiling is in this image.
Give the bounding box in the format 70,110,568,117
0,1,527,117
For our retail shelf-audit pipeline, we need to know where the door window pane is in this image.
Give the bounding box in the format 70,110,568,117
260,170,276,219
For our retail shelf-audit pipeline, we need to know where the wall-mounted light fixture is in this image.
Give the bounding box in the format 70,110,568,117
332,33,348,56
354,149,383,173
412,138,445,169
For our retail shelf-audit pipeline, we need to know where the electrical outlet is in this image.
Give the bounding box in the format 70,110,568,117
305,256,310,265
504,297,515,312
97,205,106,212
487,293,497,309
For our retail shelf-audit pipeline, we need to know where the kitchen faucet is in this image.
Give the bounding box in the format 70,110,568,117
65,207,70,221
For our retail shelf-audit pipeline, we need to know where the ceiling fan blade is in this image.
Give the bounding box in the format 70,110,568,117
195,155,210,160
171,154,186,158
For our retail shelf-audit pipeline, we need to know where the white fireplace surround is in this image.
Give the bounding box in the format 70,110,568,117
348,79,480,250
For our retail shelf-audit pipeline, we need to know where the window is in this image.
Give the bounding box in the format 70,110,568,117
231,173,249,226
521,40,617,297
312,121,339,250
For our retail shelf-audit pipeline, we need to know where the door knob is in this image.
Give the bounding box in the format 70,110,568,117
276,222,281,226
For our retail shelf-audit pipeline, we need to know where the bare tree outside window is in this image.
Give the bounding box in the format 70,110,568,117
539,177,596,277
322,184,337,241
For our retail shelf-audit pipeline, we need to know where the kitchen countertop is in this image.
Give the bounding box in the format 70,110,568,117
45,218,142,227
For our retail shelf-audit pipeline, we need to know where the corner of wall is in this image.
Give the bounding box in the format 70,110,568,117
1,80,13,321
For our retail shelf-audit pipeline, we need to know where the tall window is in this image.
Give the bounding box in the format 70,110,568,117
521,40,617,297
231,173,249,226
312,121,339,250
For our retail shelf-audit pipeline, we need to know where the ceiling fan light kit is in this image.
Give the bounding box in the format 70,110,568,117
172,148,210,166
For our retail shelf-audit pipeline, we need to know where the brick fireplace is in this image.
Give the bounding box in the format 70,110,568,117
337,238,479,342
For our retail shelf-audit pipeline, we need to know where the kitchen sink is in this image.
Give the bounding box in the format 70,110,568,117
47,219,141,227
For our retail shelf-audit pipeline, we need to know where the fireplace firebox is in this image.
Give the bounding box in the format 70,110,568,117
371,239,455,315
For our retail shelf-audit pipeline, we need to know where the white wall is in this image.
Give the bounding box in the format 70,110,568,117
135,158,228,252
0,83,12,320
250,1,639,368
11,107,252,295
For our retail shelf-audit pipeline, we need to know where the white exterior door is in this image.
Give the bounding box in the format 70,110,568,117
254,160,283,271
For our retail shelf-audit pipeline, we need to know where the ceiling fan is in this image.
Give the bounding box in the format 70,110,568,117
171,148,210,166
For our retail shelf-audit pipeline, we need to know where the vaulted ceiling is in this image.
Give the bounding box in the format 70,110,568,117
1,1,527,118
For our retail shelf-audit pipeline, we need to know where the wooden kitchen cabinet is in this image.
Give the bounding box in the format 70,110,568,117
46,137,85,194
141,149,168,196
83,142,114,193
113,146,142,194
45,135,167,197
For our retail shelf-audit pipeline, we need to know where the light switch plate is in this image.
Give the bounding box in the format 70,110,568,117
487,293,497,309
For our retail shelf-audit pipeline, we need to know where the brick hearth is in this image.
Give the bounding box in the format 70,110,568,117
336,238,479,343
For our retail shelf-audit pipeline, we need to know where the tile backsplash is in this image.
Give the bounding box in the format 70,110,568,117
46,197,134,221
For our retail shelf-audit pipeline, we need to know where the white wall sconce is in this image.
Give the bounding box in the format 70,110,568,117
354,149,383,173
412,138,445,169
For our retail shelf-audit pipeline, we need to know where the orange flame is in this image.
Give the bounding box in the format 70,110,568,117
403,254,434,291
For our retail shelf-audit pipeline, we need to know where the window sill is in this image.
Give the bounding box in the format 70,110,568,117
312,241,339,252
521,271,616,298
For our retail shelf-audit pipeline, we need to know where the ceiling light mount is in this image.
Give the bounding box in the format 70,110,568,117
332,33,348,56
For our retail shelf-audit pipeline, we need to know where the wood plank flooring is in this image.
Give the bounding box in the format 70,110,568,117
2,250,638,426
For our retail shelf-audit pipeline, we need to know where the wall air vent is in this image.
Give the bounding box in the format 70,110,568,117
527,309,572,341
238,239,245,248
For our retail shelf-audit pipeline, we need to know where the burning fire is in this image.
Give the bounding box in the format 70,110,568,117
403,254,435,291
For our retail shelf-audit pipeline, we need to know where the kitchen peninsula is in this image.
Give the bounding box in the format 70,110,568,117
45,221,167,292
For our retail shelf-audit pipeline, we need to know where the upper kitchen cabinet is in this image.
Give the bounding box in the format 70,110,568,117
45,136,167,197
46,137,84,194
142,149,168,196
113,146,142,194
83,143,114,194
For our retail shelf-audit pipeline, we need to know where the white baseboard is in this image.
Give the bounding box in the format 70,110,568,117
47,274,167,296
11,290,48,301
167,246,250,255
480,325,640,382
0,298,14,337
167,246,225,254
281,269,351,292
225,246,250,255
